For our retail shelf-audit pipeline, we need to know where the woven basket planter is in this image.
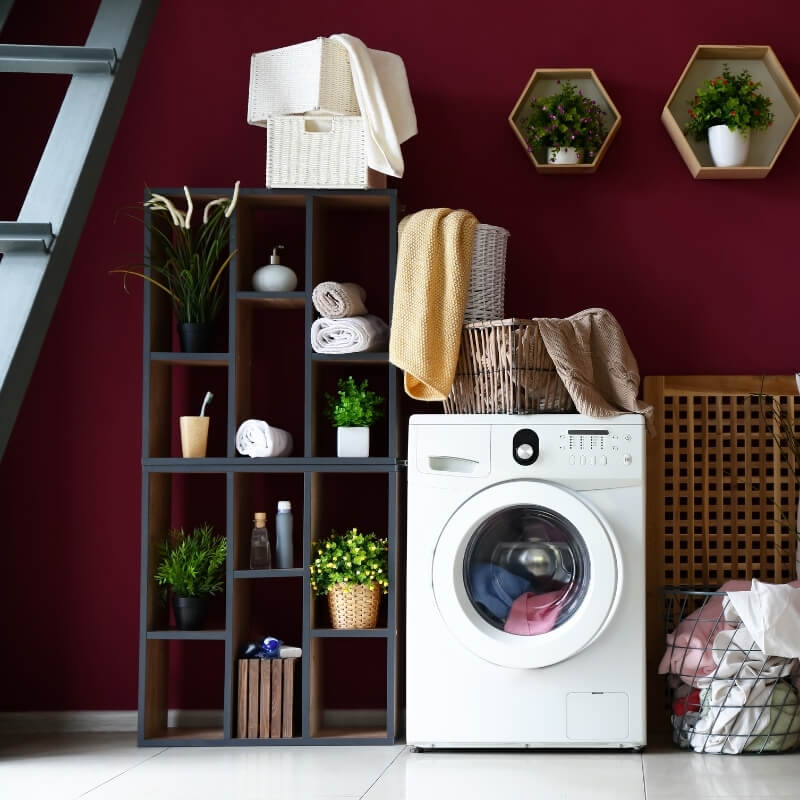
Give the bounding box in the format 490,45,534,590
266,115,384,189
464,224,509,323
444,318,575,414
248,37,360,124
328,582,381,629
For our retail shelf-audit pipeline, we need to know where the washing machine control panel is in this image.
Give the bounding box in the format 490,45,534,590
559,429,634,469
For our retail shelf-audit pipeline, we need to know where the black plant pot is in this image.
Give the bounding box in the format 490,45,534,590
173,595,208,631
178,322,213,353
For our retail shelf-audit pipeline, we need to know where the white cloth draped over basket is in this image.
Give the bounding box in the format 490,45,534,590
235,420,293,458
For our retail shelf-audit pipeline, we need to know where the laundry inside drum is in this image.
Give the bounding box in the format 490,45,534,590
463,504,591,636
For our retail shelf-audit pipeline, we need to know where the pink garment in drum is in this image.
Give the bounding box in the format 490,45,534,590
504,587,569,636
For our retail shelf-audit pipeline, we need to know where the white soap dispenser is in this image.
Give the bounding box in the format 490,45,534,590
252,245,298,292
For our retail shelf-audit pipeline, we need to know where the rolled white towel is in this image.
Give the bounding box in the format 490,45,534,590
235,419,293,458
310,314,389,354
312,281,368,318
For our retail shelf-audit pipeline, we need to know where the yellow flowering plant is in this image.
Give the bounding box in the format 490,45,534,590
309,528,389,596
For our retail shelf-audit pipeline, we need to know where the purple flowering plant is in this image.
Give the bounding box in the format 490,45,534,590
522,80,608,163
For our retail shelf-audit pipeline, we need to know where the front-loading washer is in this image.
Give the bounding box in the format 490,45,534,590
406,414,646,749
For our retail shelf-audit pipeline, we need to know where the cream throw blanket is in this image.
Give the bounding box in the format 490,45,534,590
330,34,417,178
537,308,654,434
390,209,477,400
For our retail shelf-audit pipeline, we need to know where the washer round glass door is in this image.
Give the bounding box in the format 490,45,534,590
432,479,621,668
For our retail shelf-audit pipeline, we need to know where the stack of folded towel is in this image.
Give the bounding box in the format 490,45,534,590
310,281,389,354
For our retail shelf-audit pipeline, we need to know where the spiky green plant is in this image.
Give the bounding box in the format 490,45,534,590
309,528,389,596
111,182,239,324
154,524,227,598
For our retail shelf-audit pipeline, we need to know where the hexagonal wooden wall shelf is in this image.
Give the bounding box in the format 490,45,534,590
662,45,800,179
508,68,621,174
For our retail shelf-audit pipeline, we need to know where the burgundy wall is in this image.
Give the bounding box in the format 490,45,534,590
1,0,799,711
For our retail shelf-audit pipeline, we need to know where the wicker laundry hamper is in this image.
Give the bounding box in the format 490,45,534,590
464,224,509,323
328,582,381,629
248,37,360,124
444,318,575,414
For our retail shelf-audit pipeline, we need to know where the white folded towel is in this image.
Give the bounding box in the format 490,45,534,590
310,314,389,354
312,281,368,318
330,34,417,178
235,419,293,458
279,645,302,658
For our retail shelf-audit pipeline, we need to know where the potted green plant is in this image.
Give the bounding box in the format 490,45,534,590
154,524,227,630
111,181,240,352
309,528,389,629
325,375,384,457
521,80,608,165
684,65,775,167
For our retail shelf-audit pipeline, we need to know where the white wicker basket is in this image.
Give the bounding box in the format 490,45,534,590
266,114,384,189
464,224,509,323
248,37,360,125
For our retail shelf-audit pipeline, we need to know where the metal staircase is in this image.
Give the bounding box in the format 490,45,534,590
0,0,159,460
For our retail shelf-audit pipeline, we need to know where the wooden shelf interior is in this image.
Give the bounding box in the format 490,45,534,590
142,639,225,741
508,68,621,174
309,472,391,631
235,301,305,456
311,362,391,458
309,637,388,739
232,472,304,572
145,472,227,633
235,194,307,292
148,363,229,459
662,45,800,179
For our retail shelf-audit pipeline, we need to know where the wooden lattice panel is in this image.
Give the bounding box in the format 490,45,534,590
643,375,799,731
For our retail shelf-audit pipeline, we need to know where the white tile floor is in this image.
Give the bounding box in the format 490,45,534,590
1,734,799,799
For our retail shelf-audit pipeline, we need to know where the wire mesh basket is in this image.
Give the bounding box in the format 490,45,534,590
661,587,800,754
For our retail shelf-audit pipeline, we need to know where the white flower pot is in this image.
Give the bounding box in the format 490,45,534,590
708,125,750,167
547,146,581,165
337,426,369,457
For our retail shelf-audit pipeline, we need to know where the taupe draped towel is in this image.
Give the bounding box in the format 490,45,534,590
537,308,654,435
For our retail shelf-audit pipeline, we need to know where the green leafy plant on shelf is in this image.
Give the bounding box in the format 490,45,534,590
111,182,240,324
684,65,775,141
309,528,389,596
521,79,608,163
324,376,385,428
154,523,227,598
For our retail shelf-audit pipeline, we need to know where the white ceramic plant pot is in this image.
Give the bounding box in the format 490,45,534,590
337,426,369,458
708,125,750,167
547,146,581,165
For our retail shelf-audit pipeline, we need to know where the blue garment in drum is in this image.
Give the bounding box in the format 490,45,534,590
469,562,532,621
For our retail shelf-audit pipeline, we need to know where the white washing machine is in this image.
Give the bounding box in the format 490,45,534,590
406,413,646,749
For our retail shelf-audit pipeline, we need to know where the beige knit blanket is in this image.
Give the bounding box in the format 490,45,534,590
389,208,477,400
537,308,655,435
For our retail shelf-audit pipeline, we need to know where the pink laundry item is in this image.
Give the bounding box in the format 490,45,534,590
504,587,569,636
658,579,800,685
657,580,751,684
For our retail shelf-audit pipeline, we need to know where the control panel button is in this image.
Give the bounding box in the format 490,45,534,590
580,455,587,466
624,433,632,441
600,455,607,466
623,453,633,466
569,455,576,465
517,443,534,460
